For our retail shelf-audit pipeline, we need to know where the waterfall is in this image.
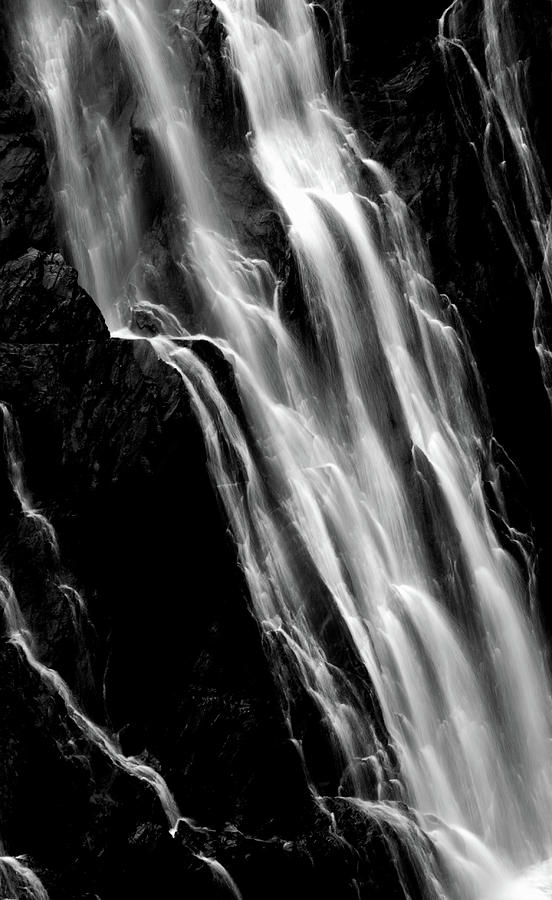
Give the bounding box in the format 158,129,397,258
18,0,141,330
13,1,552,897
439,0,552,405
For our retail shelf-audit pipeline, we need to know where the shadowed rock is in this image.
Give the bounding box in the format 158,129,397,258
0,249,109,342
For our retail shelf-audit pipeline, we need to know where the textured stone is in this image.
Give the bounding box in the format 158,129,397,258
0,249,109,342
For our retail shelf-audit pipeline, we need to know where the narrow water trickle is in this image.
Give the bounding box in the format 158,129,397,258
0,401,243,898
439,0,552,405
12,1,552,898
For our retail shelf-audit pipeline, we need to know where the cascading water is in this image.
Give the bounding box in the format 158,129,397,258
439,0,552,405
20,0,141,330
13,0,552,898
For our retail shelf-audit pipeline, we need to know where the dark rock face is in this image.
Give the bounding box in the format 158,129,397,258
0,249,109,342
0,70,54,259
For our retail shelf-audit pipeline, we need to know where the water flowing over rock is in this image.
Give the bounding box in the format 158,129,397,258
1,1,552,898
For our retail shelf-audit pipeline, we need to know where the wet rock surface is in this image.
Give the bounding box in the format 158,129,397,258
0,21,54,260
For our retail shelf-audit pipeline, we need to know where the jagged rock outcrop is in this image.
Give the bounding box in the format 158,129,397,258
0,249,109,342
